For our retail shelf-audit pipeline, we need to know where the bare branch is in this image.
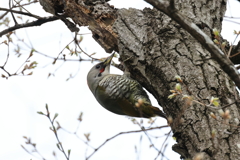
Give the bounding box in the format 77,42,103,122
39,105,70,160
0,10,9,19
155,131,171,160
224,16,240,19
86,125,169,160
0,16,59,37
21,136,46,160
0,7,41,19
144,0,240,89
9,0,18,25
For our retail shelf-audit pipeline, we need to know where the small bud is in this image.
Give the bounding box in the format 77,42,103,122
78,112,83,122
211,129,216,138
90,52,96,56
168,93,177,99
56,143,60,150
56,121,61,130
37,111,44,115
52,59,57,65
212,101,219,107
223,110,231,119
210,97,219,103
174,75,183,83
221,42,226,48
68,149,71,157
218,109,224,117
175,83,182,92
45,104,48,110
213,28,219,37
148,118,155,124
29,49,35,57
210,97,219,107
78,36,83,43
53,113,58,121
213,39,219,44
182,95,191,100
170,90,176,93
172,136,176,141
225,109,230,115
84,133,90,141
210,112,216,119
131,118,136,124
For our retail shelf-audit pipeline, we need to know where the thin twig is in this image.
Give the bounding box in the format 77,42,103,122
13,0,33,15
43,105,70,160
3,39,10,67
223,18,240,25
230,51,240,58
0,16,59,37
21,137,46,160
227,45,233,58
157,131,171,160
224,16,240,19
74,33,98,61
86,125,169,160
60,126,95,150
9,0,18,25
0,10,9,19
0,7,41,19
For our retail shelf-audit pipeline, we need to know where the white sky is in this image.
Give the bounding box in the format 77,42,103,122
0,0,240,160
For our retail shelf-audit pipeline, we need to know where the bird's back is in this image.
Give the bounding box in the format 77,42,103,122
95,74,156,117
98,74,151,103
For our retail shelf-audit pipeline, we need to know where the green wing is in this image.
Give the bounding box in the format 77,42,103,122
98,74,151,104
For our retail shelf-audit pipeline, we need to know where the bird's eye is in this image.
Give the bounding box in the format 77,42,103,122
96,65,100,69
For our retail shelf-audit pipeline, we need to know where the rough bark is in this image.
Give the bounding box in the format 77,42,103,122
40,0,240,159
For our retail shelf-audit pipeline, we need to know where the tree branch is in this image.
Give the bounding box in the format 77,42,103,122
9,0,18,25
86,125,169,160
144,0,240,89
0,16,59,37
0,7,42,19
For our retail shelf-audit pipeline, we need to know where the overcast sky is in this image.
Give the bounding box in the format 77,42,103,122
0,0,240,160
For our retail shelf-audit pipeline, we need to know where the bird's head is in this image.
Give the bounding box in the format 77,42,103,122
87,53,115,93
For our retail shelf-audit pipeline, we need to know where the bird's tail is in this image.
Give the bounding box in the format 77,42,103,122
152,106,167,119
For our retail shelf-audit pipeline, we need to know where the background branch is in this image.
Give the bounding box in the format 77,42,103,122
0,7,42,19
0,16,59,37
86,125,169,160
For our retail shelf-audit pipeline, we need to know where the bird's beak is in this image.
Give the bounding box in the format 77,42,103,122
103,53,115,66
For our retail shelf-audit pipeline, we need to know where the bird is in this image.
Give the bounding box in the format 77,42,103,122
87,53,166,119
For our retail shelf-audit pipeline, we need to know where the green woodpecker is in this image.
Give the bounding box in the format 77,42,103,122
87,54,166,119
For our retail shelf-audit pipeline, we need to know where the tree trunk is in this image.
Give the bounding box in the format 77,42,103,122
40,0,240,159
